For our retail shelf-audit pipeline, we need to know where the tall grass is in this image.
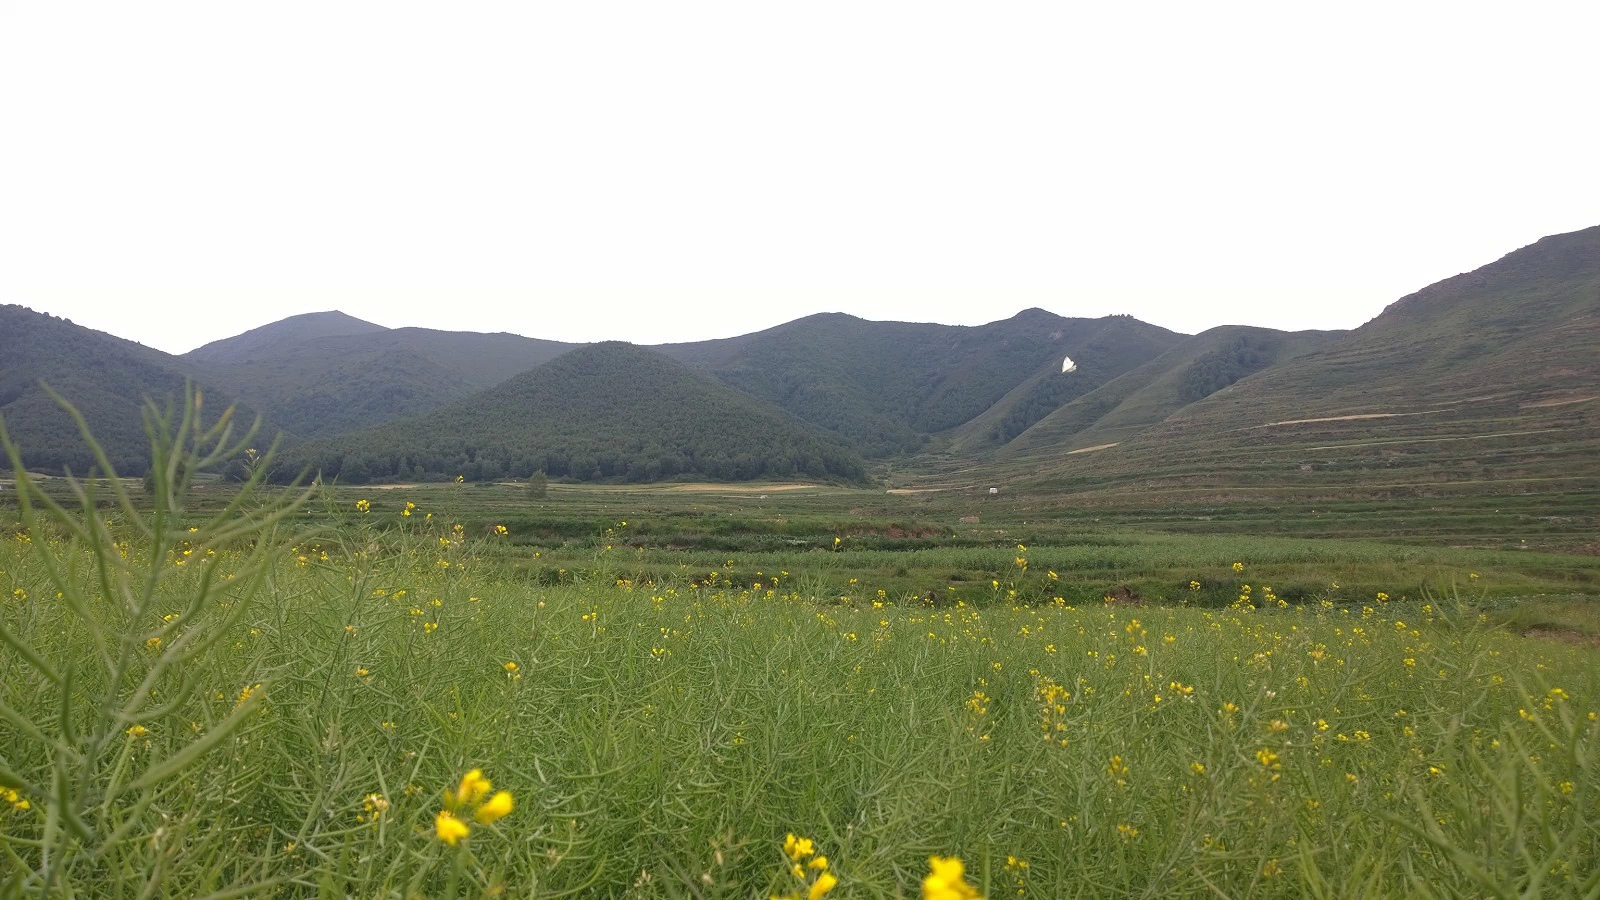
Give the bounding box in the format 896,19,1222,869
1,405,1597,896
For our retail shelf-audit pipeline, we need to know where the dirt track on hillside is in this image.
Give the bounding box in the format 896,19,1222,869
1522,396,1596,409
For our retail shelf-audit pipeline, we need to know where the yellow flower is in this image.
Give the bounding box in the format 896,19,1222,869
435,810,470,845
437,770,513,840
235,683,261,709
784,833,816,861
503,661,519,673
355,499,370,514
474,791,514,824
809,871,838,899
2,788,30,811
454,769,493,807
494,524,508,536
1107,754,1129,780
923,856,980,900
125,724,149,738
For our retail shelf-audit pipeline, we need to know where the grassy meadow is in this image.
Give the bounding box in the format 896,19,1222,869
3,425,1599,897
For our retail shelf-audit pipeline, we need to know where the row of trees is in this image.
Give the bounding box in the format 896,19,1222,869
292,445,862,484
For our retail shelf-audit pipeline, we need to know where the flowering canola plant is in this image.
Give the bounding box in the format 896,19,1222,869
434,769,513,845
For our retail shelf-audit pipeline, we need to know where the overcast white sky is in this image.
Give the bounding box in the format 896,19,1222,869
2,2,1597,354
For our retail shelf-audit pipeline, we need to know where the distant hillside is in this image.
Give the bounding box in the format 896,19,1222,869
284,342,867,484
992,326,1342,456
21,222,1595,498
187,310,387,362
180,307,1180,454
186,325,578,438
1003,226,1600,505
0,306,263,476
659,309,1183,455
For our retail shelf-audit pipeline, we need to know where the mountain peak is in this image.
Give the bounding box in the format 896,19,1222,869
186,311,387,361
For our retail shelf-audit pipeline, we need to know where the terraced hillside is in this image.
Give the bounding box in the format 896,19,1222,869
991,226,1600,516
960,325,1343,456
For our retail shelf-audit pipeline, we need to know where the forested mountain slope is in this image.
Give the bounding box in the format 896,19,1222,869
0,306,263,475
185,319,578,438
282,342,868,484
659,309,1182,455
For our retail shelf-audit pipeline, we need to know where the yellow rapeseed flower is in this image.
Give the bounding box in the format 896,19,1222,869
235,683,261,709
1107,754,1129,781
775,834,836,900
923,856,980,900
435,769,514,843
809,871,838,899
474,791,514,824
3,787,30,811
784,833,816,861
454,769,492,807
435,810,470,845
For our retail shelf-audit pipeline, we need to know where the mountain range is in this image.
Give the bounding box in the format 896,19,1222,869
2,226,1596,498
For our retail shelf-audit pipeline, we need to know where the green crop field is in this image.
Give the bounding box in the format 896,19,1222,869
3,415,1600,898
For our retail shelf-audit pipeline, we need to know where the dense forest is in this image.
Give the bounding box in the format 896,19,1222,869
280,342,868,484
1175,333,1283,402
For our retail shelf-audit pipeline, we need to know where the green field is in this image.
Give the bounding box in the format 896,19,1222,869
4,425,1600,897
